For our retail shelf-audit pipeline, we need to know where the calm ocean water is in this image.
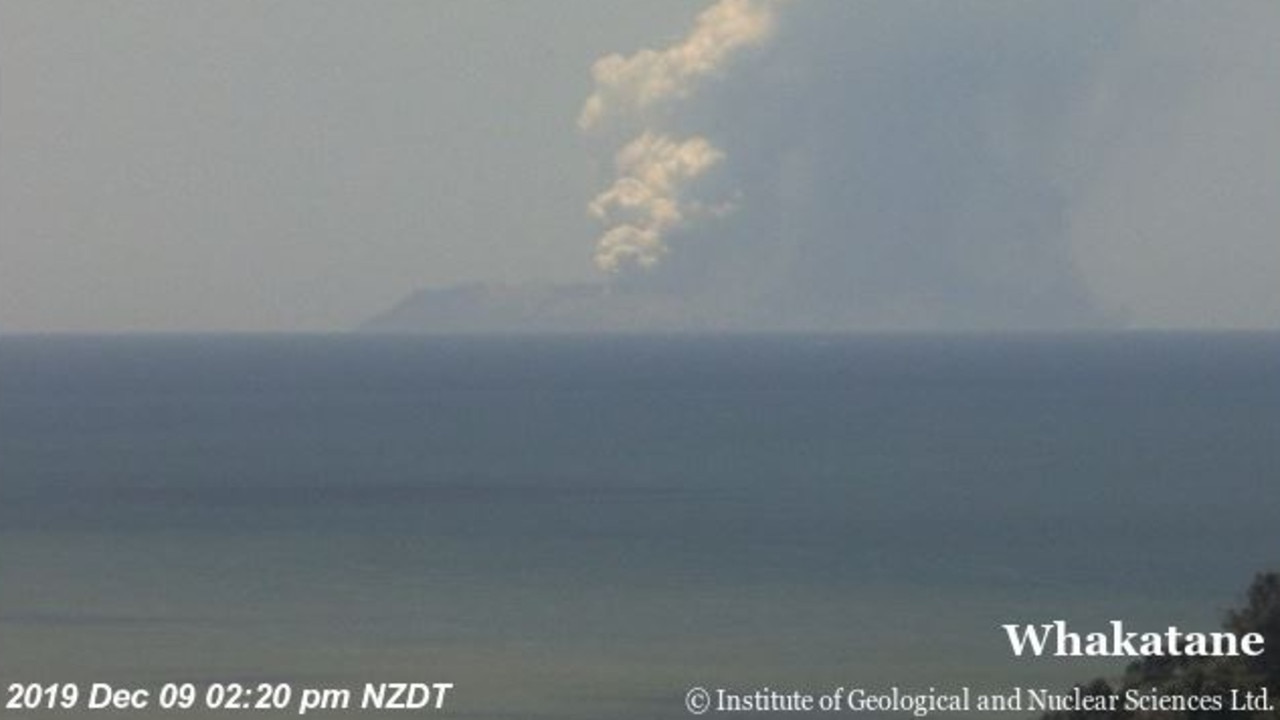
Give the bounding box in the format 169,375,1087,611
2,334,1277,719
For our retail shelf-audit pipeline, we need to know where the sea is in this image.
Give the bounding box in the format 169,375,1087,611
1,333,1277,719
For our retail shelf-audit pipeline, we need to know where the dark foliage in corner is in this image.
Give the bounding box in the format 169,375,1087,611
1044,572,1279,720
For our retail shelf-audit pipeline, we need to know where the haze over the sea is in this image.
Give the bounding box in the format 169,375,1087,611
3,1,1278,333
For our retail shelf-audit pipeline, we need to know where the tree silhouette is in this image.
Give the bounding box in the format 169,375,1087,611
1043,572,1280,720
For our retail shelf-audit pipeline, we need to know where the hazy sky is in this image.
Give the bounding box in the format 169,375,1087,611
3,1,1277,332
1,1,699,331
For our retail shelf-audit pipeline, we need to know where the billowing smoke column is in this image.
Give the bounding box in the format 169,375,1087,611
580,0,783,275
578,0,1107,328
578,1,1280,330
587,133,725,273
